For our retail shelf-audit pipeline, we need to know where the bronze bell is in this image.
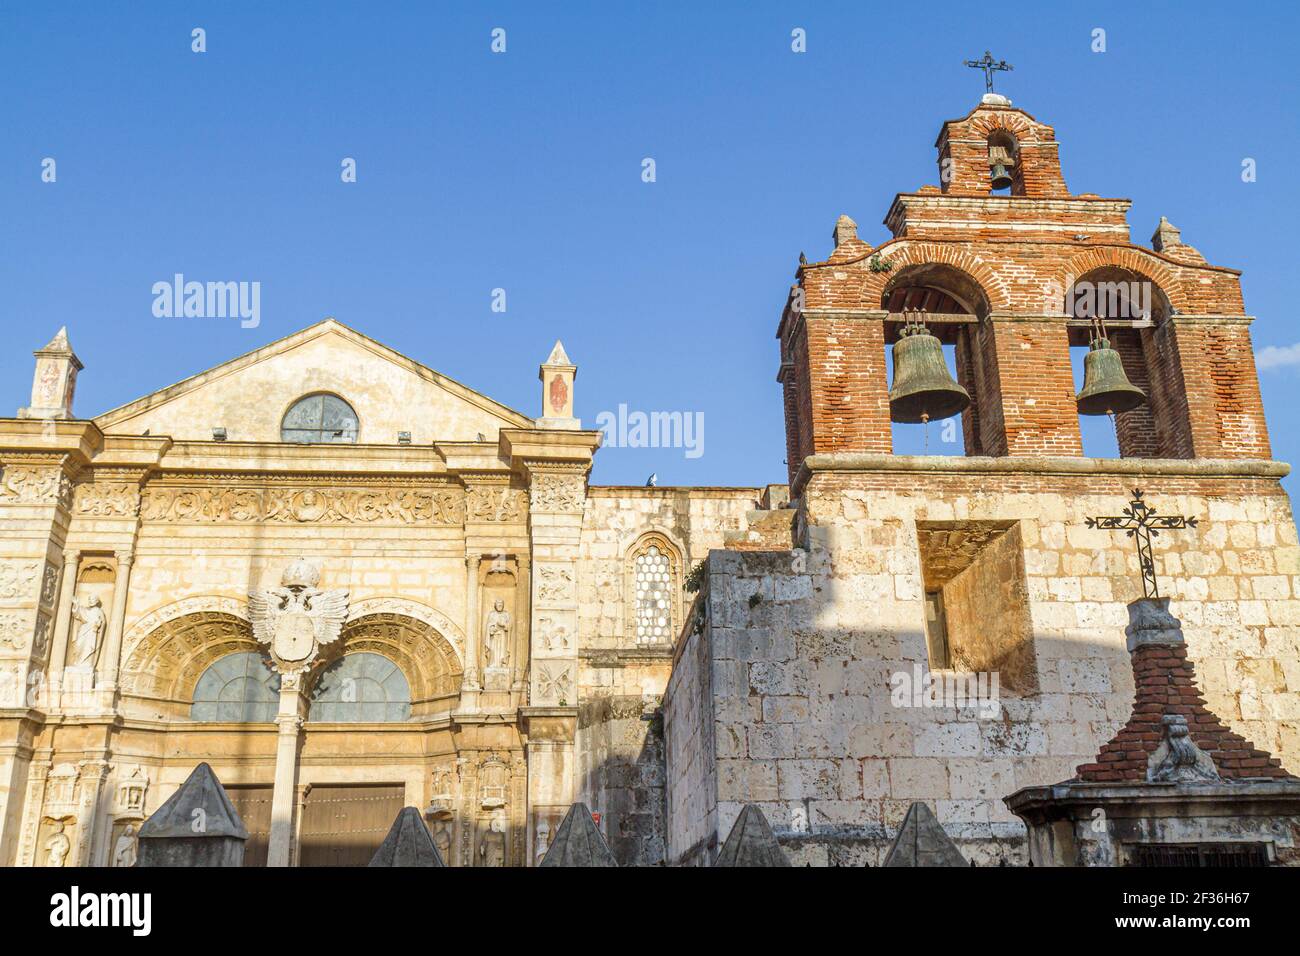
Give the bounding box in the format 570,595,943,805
1076,333,1146,416
989,145,1015,190
889,313,971,424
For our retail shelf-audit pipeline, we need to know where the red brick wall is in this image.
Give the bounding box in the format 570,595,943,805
779,100,1273,469
800,316,891,455
987,320,1083,456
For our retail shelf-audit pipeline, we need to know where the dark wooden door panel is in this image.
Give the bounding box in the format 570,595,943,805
299,785,405,867
225,786,273,868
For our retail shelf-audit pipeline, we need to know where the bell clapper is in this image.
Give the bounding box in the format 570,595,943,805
922,411,930,452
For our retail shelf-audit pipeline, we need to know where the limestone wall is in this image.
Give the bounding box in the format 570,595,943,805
573,486,757,865
663,464,1300,866
662,593,717,867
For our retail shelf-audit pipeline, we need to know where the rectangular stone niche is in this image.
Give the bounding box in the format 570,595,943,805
915,520,1037,694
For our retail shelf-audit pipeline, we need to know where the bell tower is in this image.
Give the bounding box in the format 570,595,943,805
777,84,1271,490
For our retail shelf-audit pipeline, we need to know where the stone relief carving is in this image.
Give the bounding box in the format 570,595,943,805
0,466,72,507
534,662,573,705
529,473,585,513
0,612,29,653
466,487,525,523
39,563,59,609
74,482,140,517
478,756,509,809
345,597,466,668
116,766,149,816
1147,713,1220,783
537,614,573,653
427,762,457,817
44,820,71,867
0,561,41,603
32,613,51,659
536,564,576,605
248,559,349,674
44,764,80,816
141,485,464,525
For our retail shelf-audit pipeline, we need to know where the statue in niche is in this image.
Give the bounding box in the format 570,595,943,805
484,599,512,670
430,818,452,863
69,595,106,671
113,824,138,867
535,820,551,866
44,821,71,867
477,809,507,867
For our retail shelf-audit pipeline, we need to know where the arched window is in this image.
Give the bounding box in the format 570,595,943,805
308,653,411,722
281,393,359,444
191,652,280,722
626,534,682,645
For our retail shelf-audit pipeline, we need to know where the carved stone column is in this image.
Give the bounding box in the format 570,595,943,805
512,554,531,694
13,757,50,867
267,673,306,868
73,759,109,866
96,551,134,697
462,552,482,696
46,549,80,704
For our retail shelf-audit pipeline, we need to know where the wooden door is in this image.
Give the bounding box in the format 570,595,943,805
225,785,273,867
298,785,406,867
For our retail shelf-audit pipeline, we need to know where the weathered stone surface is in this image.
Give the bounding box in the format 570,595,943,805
882,802,968,867
368,807,446,867
539,803,618,867
137,762,247,867
713,804,790,867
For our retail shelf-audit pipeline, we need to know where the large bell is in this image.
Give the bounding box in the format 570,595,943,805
989,145,1015,190
1076,335,1146,416
889,314,971,424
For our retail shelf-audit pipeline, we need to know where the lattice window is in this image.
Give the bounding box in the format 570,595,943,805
627,535,681,645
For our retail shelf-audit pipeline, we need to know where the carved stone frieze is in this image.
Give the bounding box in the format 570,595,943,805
73,482,141,517
529,473,586,513
466,486,527,523
0,466,72,508
140,485,464,525
0,561,41,603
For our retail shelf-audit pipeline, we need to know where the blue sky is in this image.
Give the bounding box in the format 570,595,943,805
3,1,1298,490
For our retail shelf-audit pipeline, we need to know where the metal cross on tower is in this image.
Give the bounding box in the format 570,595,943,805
1084,489,1199,599
964,51,1013,93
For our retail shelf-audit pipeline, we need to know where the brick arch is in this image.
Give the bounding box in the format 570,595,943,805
1053,246,1191,314
965,111,1041,141
865,242,1013,314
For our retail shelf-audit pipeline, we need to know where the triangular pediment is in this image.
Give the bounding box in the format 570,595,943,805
94,319,533,443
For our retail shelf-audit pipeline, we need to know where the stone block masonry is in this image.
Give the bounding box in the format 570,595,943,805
663,457,1300,866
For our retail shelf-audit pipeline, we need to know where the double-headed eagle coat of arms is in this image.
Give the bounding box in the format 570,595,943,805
248,558,349,673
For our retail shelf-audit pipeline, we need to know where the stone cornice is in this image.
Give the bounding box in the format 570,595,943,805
795,453,1290,496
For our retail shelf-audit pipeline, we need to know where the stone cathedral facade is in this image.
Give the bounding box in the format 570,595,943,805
2,92,1298,868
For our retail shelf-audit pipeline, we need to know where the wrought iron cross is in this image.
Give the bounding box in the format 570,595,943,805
964,51,1013,93
1085,489,1198,599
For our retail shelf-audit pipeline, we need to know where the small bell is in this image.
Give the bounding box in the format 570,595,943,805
988,144,1015,190
1076,321,1146,416
889,311,971,424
